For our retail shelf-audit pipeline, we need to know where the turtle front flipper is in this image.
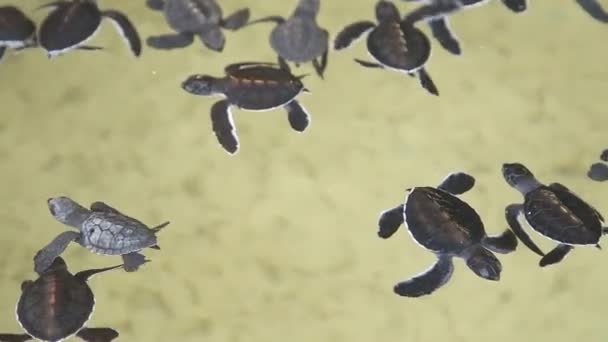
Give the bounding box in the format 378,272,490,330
500,0,527,13
437,172,475,195
333,21,375,50
428,18,461,55
402,1,462,25
122,252,148,272
354,59,383,68
221,8,251,30
393,256,454,297
76,328,119,342
588,163,608,182
210,99,239,155
417,68,439,96
285,100,310,132
482,229,518,254
147,33,194,49
0,334,32,342
146,0,164,11
312,43,328,78
505,204,545,257
244,15,285,27
35,1,68,11
101,10,142,57
34,230,80,274
539,244,574,267
75,264,124,281
198,27,225,52
377,204,404,239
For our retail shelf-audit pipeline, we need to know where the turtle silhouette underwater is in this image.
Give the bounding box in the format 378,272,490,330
377,172,518,297
0,257,120,342
503,163,608,267
38,0,142,58
34,196,170,273
0,6,37,63
245,0,329,78
588,148,608,182
401,0,527,55
334,0,439,96
146,0,250,52
181,60,311,155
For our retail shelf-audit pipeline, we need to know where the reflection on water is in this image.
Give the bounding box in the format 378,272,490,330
0,0,607,341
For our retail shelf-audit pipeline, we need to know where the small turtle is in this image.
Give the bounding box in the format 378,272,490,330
503,163,608,267
0,257,120,342
401,0,526,56
181,60,311,155
38,0,141,58
245,0,329,78
34,196,169,273
0,6,37,63
378,172,518,297
588,148,608,182
334,0,439,96
146,0,250,52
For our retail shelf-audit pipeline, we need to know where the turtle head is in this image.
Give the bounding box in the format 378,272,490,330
48,196,90,228
294,0,320,18
501,0,527,13
182,75,219,96
502,163,541,194
375,0,400,23
465,247,501,281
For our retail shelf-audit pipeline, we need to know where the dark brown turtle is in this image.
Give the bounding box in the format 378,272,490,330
0,6,37,63
588,148,608,182
245,0,329,78
0,257,120,342
181,60,311,155
38,0,141,58
378,172,517,297
334,0,439,96
503,163,608,267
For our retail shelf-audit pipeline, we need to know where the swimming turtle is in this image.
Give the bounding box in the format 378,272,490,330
181,60,311,155
38,0,141,58
0,6,37,63
401,0,526,55
378,172,518,297
0,257,120,342
146,0,250,52
34,196,169,274
245,0,329,78
588,149,608,182
503,162,607,267
334,0,439,96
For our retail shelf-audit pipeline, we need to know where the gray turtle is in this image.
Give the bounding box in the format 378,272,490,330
146,0,250,52
34,196,169,274
378,172,517,297
245,0,329,78
503,163,607,267
588,148,608,182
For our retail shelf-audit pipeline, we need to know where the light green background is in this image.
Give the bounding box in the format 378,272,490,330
0,0,606,341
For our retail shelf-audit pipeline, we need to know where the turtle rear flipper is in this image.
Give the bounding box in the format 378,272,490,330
211,99,239,155
76,328,119,342
333,21,375,50
428,18,461,55
34,230,80,274
198,26,225,52
285,100,310,132
101,10,142,57
122,252,148,272
146,0,164,11
505,204,545,257
147,33,194,49
437,172,475,195
588,163,608,182
417,68,439,96
501,0,527,13
221,8,250,30
0,47,6,63
377,204,404,239
311,43,328,78
482,229,518,254
539,244,574,267
0,334,32,342
393,256,454,297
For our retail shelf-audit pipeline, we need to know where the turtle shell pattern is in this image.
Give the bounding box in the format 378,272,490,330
39,1,101,52
524,186,603,245
81,212,157,256
0,7,35,43
164,0,222,32
367,21,430,72
17,270,94,341
404,187,485,253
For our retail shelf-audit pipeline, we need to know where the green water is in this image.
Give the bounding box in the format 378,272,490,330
0,0,607,341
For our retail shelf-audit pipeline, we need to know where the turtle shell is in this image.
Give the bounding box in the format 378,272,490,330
270,17,328,63
366,21,430,72
223,65,304,111
39,1,101,53
164,0,222,33
524,185,603,245
0,6,35,46
404,187,485,253
16,263,93,341
80,212,157,256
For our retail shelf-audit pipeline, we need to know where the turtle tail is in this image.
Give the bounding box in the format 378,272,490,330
151,221,170,232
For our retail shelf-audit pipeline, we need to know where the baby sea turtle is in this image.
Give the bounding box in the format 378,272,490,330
334,0,439,96
503,163,607,267
401,0,526,55
245,0,329,78
0,6,37,63
146,0,250,52
0,257,120,342
378,172,518,297
588,148,608,182
38,0,141,58
181,60,311,155
34,196,169,273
